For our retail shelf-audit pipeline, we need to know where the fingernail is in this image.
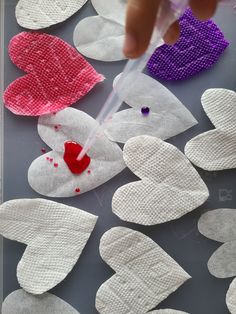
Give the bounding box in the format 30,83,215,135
123,33,137,57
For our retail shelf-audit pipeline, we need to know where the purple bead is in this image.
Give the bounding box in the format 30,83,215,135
147,8,229,81
141,107,150,116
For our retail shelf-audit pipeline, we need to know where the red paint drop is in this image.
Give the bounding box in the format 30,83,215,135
88,169,91,174
46,157,50,161
54,124,61,131
54,163,58,168
64,141,91,175
49,158,53,162
41,148,46,154
75,188,81,193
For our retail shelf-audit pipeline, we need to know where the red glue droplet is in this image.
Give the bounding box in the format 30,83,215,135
41,148,46,154
75,188,81,193
54,163,58,168
54,124,61,131
63,141,91,175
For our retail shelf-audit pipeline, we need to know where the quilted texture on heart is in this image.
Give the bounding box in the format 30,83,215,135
147,8,229,80
4,32,104,116
112,136,209,225
185,89,236,171
16,0,88,30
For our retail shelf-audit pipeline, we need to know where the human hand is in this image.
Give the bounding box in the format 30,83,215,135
123,0,218,58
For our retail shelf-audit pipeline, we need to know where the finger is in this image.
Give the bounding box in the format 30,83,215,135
123,0,160,58
190,0,218,20
163,20,180,45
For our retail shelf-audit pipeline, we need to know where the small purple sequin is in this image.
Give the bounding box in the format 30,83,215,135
141,107,150,116
147,8,229,81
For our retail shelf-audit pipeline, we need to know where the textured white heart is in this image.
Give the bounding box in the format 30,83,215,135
96,227,191,314
16,0,88,30
227,278,236,314
112,136,209,225
104,73,197,143
74,0,127,61
0,199,97,294
2,289,79,314
28,108,125,197
185,89,236,171
198,208,236,278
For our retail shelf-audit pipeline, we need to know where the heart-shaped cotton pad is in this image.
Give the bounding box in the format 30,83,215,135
227,278,236,314
16,0,88,30
4,32,104,116
147,8,229,81
0,198,97,294
74,0,127,61
185,89,236,171
198,208,236,278
28,108,125,197
104,73,197,143
2,289,79,314
95,227,191,314
112,135,209,225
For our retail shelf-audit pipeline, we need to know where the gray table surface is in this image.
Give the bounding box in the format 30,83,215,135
2,1,236,313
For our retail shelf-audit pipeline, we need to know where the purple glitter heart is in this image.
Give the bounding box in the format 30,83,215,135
147,8,229,81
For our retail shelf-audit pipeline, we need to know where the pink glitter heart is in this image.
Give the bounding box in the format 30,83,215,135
4,32,104,116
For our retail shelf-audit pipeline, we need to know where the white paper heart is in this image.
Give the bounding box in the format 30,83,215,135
185,89,236,171
112,135,209,225
227,278,236,314
95,227,191,314
91,0,127,21
198,208,236,278
0,198,97,294
207,241,236,278
74,16,125,62
198,208,236,243
2,289,80,314
104,73,197,143
73,0,127,61
28,108,125,197
16,0,88,30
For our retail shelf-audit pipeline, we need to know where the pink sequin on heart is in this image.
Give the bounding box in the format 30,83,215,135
4,32,104,116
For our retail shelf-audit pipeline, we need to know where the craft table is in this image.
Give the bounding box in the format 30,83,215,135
1,1,236,313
